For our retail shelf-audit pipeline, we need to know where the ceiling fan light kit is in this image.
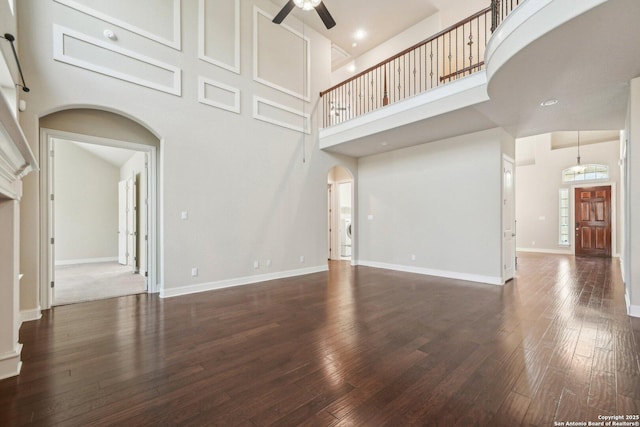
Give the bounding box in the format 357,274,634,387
272,0,336,29
293,0,321,11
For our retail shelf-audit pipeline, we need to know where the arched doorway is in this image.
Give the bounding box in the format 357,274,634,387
327,166,354,262
38,108,161,308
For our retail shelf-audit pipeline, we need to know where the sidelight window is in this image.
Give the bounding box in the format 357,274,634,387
558,188,569,246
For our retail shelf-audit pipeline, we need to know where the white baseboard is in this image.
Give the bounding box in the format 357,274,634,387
0,344,23,380
516,247,573,255
160,265,329,298
55,257,119,266
626,290,640,318
356,260,504,286
20,306,42,325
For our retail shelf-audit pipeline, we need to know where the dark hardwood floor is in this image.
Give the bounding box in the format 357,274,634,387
1,254,639,426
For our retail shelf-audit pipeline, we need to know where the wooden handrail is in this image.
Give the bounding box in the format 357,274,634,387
320,6,491,97
439,61,485,82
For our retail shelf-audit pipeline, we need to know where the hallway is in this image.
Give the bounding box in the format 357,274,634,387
1,254,638,425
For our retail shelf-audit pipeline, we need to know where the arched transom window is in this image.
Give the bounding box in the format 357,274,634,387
562,164,609,183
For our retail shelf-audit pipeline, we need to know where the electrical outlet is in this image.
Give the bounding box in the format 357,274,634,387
253,261,260,269
266,259,272,267
181,211,188,220
299,255,305,263
411,254,416,261
191,267,198,277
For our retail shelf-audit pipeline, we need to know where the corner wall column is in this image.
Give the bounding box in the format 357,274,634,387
0,199,22,379
627,77,640,316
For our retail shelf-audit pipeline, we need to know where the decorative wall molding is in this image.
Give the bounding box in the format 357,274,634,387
55,257,119,266
198,77,240,114
253,7,310,101
253,96,310,134
160,265,328,298
356,260,504,286
53,0,182,50
53,25,182,96
0,88,37,200
198,0,240,73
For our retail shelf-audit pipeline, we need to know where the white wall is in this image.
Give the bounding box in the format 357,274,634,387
332,13,441,84
331,0,489,85
515,133,622,255
0,0,18,114
357,127,513,284
54,140,119,262
625,77,640,315
17,0,357,305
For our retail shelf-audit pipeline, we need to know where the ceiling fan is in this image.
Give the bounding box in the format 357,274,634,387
272,0,336,29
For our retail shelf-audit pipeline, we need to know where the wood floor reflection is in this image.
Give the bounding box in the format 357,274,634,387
1,254,639,426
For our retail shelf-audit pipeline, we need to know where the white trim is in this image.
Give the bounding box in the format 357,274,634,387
20,306,42,324
319,72,488,149
485,0,605,83
198,77,241,114
356,260,504,286
55,257,119,266
629,304,640,318
198,0,240,74
516,247,573,255
160,265,328,298
253,7,310,102
39,128,160,310
53,0,182,50
53,25,182,96
0,344,22,380
253,96,310,134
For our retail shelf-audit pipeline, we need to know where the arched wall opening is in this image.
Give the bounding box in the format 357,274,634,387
38,107,162,309
327,165,355,263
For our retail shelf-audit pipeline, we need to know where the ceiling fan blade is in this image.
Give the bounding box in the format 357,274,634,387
314,1,336,29
273,0,296,24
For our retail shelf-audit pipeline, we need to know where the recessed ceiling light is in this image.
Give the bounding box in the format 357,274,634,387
381,142,389,146
354,29,367,40
352,42,358,48
540,99,559,107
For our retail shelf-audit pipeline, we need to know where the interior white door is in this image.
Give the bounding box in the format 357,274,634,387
502,157,515,282
49,139,56,304
118,179,127,265
127,175,137,272
327,185,332,260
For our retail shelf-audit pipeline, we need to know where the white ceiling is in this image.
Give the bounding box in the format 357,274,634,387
483,0,640,138
66,140,138,168
275,0,442,69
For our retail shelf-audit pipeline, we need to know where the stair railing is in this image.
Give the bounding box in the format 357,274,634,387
320,0,522,128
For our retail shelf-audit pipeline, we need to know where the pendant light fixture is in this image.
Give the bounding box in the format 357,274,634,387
571,131,585,173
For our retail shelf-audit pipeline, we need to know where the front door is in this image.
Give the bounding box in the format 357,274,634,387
575,186,611,257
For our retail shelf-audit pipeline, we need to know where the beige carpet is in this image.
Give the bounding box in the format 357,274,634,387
54,262,146,306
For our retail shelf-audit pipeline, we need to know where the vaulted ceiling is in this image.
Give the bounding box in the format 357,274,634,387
271,0,488,70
